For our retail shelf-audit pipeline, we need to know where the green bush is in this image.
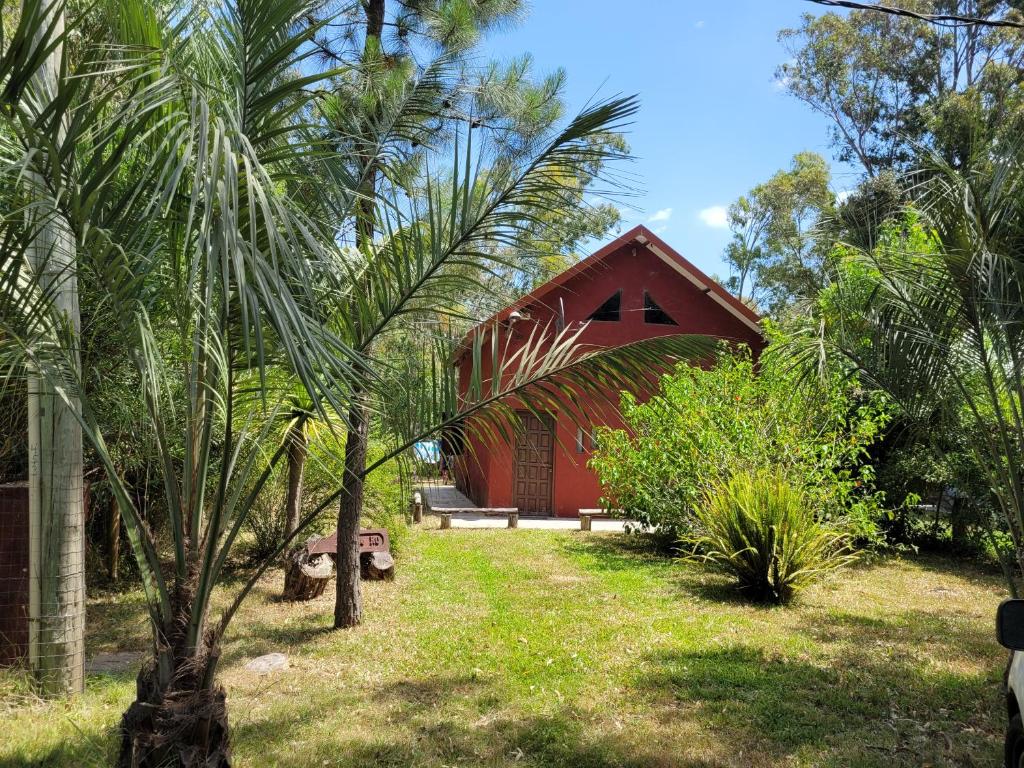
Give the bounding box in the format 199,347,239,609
244,474,288,563
302,438,410,555
687,470,854,604
589,338,890,540
240,435,410,563
362,448,410,555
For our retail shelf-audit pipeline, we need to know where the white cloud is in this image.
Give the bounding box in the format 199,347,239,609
654,225,668,235
695,20,705,28
698,205,729,229
836,189,853,204
647,207,673,223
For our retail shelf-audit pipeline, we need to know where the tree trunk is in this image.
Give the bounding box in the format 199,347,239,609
951,496,967,550
283,540,333,601
109,494,121,583
360,550,394,581
118,646,230,767
334,401,369,629
26,3,85,697
329,0,383,631
283,422,307,539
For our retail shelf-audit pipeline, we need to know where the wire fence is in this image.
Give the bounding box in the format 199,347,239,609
0,480,87,696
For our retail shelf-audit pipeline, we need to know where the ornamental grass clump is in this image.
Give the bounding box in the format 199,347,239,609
689,470,855,604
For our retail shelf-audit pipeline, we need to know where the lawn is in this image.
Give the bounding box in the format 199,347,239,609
0,525,1009,767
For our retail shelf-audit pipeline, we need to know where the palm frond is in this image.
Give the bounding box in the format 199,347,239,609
338,95,640,351
364,322,718,477
781,145,1024,580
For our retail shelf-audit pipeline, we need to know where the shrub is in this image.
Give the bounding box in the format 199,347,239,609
242,436,410,563
303,438,410,555
361,449,410,555
687,470,854,604
244,480,288,563
589,338,890,539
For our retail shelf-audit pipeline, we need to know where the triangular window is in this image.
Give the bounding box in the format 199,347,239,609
644,291,677,325
588,290,621,322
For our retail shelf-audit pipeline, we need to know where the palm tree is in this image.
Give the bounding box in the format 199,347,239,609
788,147,1024,590
0,1,715,762
2,0,356,761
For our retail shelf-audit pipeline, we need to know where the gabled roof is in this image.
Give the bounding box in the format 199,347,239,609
458,225,762,353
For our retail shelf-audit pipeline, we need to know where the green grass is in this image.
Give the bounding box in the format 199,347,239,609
0,527,1009,767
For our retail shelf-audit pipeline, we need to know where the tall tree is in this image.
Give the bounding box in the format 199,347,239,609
22,0,85,696
723,194,770,305
316,0,626,629
722,152,835,314
0,2,712,761
779,2,1024,176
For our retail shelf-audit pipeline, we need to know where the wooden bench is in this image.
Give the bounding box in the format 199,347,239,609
285,528,393,599
577,509,622,531
430,506,517,515
431,507,520,530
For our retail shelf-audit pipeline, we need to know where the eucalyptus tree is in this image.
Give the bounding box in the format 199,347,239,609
787,147,1024,590
722,152,835,314
779,2,1024,176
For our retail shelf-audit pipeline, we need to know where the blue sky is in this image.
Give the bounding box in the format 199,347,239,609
485,0,860,280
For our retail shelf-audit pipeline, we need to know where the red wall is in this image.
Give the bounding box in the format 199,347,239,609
0,483,28,665
455,238,763,517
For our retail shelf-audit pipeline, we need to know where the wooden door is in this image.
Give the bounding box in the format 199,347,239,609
513,412,554,515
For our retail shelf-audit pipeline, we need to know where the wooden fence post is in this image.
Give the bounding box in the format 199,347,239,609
580,513,592,532
507,511,519,529
440,513,451,530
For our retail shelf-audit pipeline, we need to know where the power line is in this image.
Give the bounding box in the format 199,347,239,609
804,0,1024,28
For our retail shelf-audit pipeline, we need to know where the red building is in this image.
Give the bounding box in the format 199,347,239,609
453,225,763,517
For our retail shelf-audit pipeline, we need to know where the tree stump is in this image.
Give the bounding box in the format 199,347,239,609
507,511,519,528
360,550,395,581
282,538,334,601
440,513,451,530
580,514,592,532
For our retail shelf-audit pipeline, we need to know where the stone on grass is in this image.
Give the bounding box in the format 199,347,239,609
245,652,289,674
